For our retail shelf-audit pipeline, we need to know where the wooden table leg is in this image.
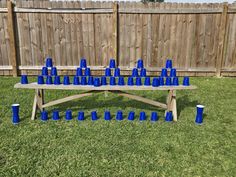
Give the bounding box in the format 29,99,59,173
31,90,38,120
166,90,177,121
37,89,44,112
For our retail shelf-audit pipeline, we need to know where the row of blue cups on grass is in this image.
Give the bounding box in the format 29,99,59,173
41,110,173,122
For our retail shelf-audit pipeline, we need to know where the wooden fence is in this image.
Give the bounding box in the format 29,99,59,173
0,0,236,76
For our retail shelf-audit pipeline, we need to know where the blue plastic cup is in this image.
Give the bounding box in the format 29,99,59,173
152,78,160,87
80,58,87,68
151,112,158,122
63,76,70,85
81,76,87,85
165,112,173,122
21,75,28,84
159,77,164,86
73,76,80,85
104,111,111,121
116,111,123,121
101,76,107,85
183,76,190,86
140,68,146,77
128,111,135,121
91,111,98,121
161,68,168,77
78,111,85,121
114,68,120,77
166,77,172,86
52,110,60,121
109,59,116,68
166,59,172,69
46,57,53,68
109,76,116,86
42,67,48,76
105,68,111,76
132,68,139,77
195,105,204,124
118,77,125,86
54,76,61,85
128,77,134,86
76,67,83,76
46,76,53,85
88,76,94,85
136,77,142,86
12,104,20,124
170,68,176,77
51,67,57,76
41,111,48,121
173,77,179,86
85,68,91,76
94,78,101,87
144,77,151,86
137,59,144,68
139,112,146,121
65,110,72,121
37,75,44,84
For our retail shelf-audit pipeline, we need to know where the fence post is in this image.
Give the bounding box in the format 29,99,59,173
7,0,18,77
112,2,118,65
216,3,228,77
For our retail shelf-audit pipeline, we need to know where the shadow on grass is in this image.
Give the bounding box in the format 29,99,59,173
177,95,198,119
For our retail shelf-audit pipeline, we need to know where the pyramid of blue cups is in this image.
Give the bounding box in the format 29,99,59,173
20,57,191,123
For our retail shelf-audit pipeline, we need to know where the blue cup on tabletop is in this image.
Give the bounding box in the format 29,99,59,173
12,104,20,125
144,77,151,86
54,76,61,85
161,68,168,77
65,110,72,121
21,75,28,84
136,77,142,86
165,111,173,122
37,75,44,84
170,68,176,77
46,76,53,85
63,76,70,85
52,110,60,121
183,76,190,86
101,76,107,85
172,77,179,86
152,78,159,87
41,111,48,121
85,68,91,76
109,59,116,68
166,59,172,69
81,76,87,85
140,68,146,77
46,57,53,68
137,59,144,69
128,111,135,121
76,67,83,76
78,111,85,121
116,111,123,121
139,112,146,121
94,78,101,87
42,67,48,76
88,76,94,85
132,68,139,77
114,68,120,77
151,112,158,122
105,68,111,76
91,111,98,121
80,58,87,68
159,77,164,86
104,111,111,121
73,76,80,85
166,77,172,86
109,76,116,86
195,105,204,124
51,67,57,76
118,77,125,86
128,77,134,86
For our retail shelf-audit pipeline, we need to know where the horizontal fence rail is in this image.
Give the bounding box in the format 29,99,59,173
0,0,236,77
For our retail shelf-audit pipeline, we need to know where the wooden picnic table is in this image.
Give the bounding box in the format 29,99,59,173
14,82,197,121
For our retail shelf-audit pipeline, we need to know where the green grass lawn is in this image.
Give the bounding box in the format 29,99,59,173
0,76,236,177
